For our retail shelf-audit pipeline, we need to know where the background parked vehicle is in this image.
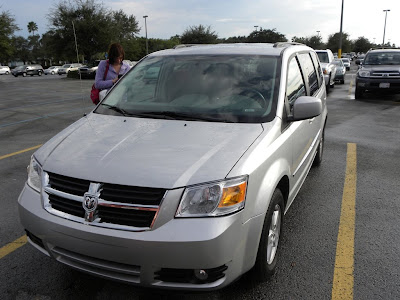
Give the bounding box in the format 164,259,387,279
78,60,100,79
58,63,83,75
316,49,337,93
44,66,62,75
355,48,400,99
333,59,346,84
0,66,11,75
11,65,44,77
341,58,351,71
123,60,137,67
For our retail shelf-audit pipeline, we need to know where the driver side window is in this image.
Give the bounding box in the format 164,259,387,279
286,57,305,108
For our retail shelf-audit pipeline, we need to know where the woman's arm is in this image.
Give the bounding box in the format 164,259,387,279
94,60,114,90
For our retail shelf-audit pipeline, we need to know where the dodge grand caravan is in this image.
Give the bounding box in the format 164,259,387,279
18,43,327,290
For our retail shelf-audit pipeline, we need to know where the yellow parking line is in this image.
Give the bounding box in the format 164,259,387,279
0,145,42,160
0,235,27,259
332,143,357,300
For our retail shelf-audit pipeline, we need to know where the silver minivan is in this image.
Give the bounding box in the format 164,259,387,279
18,43,327,290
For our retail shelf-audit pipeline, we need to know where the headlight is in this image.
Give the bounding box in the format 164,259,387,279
27,156,42,192
176,176,248,217
358,70,370,78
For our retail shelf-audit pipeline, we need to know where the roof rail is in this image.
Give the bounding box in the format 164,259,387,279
273,42,304,48
173,44,211,49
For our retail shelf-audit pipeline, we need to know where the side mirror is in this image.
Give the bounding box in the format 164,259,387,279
290,96,322,121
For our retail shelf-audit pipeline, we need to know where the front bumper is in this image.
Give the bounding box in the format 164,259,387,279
356,77,400,92
18,184,262,290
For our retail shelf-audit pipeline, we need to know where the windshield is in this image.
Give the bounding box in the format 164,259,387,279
62,64,71,68
317,52,329,63
333,60,343,66
363,52,400,65
95,54,280,123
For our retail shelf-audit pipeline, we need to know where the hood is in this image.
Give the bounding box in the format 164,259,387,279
38,114,263,189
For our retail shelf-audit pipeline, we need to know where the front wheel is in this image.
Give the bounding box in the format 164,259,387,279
22,72,27,77
252,189,284,281
355,86,363,99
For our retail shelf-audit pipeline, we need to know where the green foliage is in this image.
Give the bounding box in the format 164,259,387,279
27,22,38,35
353,37,372,53
292,35,325,50
11,36,30,64
181,25,218,44
326,32,352,53
0,10,20,63
247,28,287,43
47,0,139,62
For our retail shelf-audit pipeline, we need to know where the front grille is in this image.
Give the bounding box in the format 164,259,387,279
154,265,228,284
44,172,166,230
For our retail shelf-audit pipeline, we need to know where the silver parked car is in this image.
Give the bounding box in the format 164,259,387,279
44,66,62,75
57,63,83,75
0,65,10,75
18,43,327,290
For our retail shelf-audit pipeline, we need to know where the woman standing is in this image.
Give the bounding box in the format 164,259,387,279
95,43,131,91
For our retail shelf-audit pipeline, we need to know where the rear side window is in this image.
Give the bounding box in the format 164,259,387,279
298,53,319,96
286,57,305,107
310,51,324,87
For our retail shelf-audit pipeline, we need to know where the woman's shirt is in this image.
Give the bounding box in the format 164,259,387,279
94,60,131,90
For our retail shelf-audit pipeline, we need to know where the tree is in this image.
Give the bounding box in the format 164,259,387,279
11,36,30,64
326,32,351,53
247,28,287,43
27,21,38,36
0,10,20,64
180,25,218,44
353,37,372,53
292,35,325,49
47,0,139,62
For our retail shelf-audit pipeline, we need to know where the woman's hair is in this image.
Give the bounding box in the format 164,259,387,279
108,43,125,64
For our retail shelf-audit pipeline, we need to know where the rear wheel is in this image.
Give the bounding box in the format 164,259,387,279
252,189,284,281
38,71,42,76
22,72,27,77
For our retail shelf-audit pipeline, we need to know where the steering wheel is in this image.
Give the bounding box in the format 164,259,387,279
239,89,267,108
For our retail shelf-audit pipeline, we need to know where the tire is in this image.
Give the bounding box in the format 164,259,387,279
313,125,325,167
38,71,42,76
51,71,55,75
252,189,284,281
355,86,363,99
22,72,27,77
5,71,9,75
325,80,330,93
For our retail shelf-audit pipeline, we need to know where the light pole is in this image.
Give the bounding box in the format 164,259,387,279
382,9,390,47
143,15,148,55
338,0,344,58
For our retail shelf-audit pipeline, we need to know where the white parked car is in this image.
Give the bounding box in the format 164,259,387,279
18,43,327,291
0,65,11,75
44,66,62,75
57,63,83,75
341,58,351,71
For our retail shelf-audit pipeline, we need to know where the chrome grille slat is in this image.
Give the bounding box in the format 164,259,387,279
44,172,166,230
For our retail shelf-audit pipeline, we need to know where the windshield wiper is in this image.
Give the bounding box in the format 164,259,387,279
101,103,129,116
131,111,234,122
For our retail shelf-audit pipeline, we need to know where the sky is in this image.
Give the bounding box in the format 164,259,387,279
1,0,399,47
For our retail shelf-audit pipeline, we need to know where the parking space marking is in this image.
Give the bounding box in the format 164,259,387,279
332,143,357,300
0,145,42,160
0,235,27,259
0,106,92,128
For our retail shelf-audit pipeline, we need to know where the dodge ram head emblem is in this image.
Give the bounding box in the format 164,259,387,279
83,193,98,213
